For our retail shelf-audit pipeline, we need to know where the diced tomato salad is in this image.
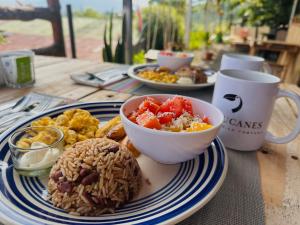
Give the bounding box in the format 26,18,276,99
127,96,213,132
159,51,189,58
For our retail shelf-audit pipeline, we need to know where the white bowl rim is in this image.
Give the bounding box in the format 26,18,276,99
120,94,224,136
158,52,194,58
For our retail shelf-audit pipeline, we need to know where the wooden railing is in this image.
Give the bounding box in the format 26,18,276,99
0,0,66,56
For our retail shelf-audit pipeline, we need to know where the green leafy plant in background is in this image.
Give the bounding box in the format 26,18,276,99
138,4,184,51
102,12,125,63
133,50,146,64
188,27,206,50
149,0,186,15
0,34,5,44
223,0,294,30
203,31,211,48
74,8,104,19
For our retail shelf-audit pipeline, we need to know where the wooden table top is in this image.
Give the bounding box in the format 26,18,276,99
0,56,299,224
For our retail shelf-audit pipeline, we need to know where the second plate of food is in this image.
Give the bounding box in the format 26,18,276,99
0,102,227,225
127,64,217,91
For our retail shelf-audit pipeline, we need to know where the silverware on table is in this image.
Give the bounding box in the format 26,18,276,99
86,72,105,82
0,102,39,127
0,92,73,134
0,96,29,118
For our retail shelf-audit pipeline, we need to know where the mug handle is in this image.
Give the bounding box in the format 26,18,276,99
265,89,300,144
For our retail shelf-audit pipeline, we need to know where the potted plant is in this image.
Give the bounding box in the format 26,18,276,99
203,31,213,60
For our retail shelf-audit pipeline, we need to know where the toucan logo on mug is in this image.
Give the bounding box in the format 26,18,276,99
223,94,243,113
221,93,264,135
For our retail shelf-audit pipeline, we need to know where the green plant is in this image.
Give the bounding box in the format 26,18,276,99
223,0,294,29
133,50,146,64
203,31,211,48
188,27,206,50
102,13,125,63
149,0,186,14
139,5,184,51
73,8,104,19
215,31,223,43
0,34,5,44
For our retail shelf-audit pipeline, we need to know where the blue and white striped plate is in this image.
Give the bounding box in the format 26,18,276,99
0,102,228,225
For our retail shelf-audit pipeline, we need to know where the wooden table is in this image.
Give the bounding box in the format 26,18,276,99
0,56,300,225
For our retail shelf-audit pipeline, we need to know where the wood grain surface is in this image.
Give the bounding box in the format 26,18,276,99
0,56,299,225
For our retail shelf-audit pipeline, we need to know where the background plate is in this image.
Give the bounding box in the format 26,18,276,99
0,102,227,225
127,64,217,91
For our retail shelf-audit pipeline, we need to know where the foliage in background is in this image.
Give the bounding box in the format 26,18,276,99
149,0,186,15
138,4,184,51
133,50,146,64
188,27,206,50
0,34,6,44
102,13,125,63
223,0,294,29
73,8,104,19
192,1,230,46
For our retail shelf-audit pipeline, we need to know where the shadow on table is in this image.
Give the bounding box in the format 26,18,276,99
132,86,214,102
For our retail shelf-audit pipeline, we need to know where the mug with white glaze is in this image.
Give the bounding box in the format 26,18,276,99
212,69,300,151
220,53,271,73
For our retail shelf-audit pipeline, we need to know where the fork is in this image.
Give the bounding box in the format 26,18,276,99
0,100,51,131
0,96,30,119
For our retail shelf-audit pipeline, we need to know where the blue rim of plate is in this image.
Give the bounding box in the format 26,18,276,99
0,102,228,225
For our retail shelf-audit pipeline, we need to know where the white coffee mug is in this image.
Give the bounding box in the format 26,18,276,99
220,53,271,73
212,69,300,151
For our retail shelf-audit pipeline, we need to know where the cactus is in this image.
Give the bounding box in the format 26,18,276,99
114,38,124,63
102,24,113,62
102,12,125,64
109,12,113,48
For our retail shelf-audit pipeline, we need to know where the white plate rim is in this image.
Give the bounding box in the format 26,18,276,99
127,64,216,90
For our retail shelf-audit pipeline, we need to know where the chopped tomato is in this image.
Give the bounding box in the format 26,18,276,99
136,111,161,129
202,116,209,124
157,112,174,124
138,99,160,115
128,112,137,123
160,51,174,56
169,96,184,118
183,98,193,116
178,53,188,58
146,97,162,106
127,96,212,132
158,99,171,113
158,96,189,118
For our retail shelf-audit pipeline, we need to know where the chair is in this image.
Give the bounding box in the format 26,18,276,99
0,0,66,56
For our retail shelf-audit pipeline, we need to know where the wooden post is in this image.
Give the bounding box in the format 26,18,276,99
184,0,192,48
0,7,51,20
0,0,66,56
67,4,76,58
47,0,65,57
289,0,299,26
123,0,133,64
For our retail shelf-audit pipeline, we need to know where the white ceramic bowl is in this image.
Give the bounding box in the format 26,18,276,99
120,94,224,164
157,52,194,71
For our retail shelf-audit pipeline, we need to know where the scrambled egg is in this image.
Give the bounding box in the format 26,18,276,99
138,70,178,83
186,122,213,132
16,128,60,148
18,109,100,148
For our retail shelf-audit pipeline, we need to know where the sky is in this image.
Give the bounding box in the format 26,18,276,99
0,0,149,12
